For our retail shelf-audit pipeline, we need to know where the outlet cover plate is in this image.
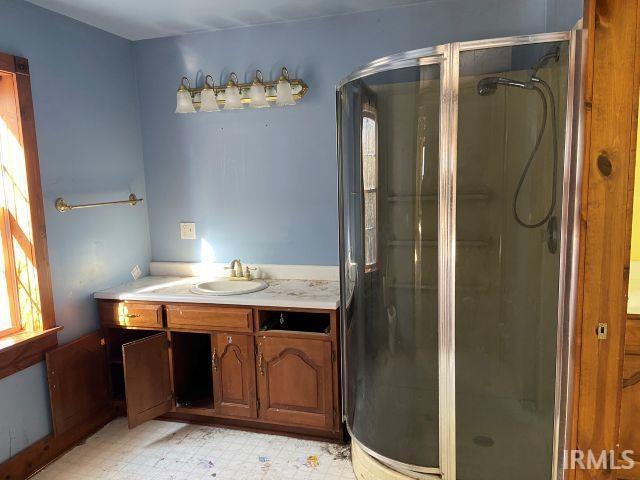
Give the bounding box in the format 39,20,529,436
131,265,142,280
180,222,196,240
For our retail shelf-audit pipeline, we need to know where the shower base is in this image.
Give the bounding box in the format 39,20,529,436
352,440,438,480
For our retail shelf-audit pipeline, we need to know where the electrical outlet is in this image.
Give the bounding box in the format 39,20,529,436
180,222,196,240
131,265,142,280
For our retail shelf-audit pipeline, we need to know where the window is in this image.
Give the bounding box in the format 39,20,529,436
0,52,56,376
362,106,378,271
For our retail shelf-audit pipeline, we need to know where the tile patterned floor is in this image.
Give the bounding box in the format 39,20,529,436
32,418,355,480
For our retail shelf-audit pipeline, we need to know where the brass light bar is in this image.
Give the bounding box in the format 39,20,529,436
188,79,308,106
177,67,308,110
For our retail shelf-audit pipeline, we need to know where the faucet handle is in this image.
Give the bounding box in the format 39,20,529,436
244,266,258,280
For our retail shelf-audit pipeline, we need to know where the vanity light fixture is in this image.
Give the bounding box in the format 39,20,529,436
175,77,196,113
275,67,296,107
174,67,308,113
200,75,220,112
248,70,269,108
223,72,244,110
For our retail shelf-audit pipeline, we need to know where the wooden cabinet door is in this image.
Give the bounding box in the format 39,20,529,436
122,332,172,428
621,353,640,451
256,336,333,429
46,331,111,436
212,333,256,418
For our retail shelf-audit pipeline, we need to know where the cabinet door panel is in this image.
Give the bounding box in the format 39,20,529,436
257,336,333,429
213,333,256,418
621,353,640,451
46,331,111,436
123,332,172,428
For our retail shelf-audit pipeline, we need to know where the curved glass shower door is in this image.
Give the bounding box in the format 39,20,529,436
338,58,443,474
338,30,582,480
455,39,570,480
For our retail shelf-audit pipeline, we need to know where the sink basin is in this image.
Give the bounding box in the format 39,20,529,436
191,279,268,296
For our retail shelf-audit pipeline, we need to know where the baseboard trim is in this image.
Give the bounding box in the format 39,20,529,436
0,406,115,479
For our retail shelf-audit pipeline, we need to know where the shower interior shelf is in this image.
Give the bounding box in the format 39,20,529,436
388,240,490,248
386,192,491,202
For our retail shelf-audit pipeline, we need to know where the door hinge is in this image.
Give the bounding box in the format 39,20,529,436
164,339,171,349
331,350,337,363
257,398,261,410
597,322,608,340
333,408,337,421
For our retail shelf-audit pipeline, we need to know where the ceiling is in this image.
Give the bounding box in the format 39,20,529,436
26,0,435,41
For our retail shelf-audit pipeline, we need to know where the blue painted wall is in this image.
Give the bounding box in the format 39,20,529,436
546,0,583,32
0,0,149,461
133,0,550,266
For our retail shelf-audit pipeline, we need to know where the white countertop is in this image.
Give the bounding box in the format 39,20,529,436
94,275,340,310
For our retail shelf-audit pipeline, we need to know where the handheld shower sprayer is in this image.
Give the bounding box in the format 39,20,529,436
476,48,560,232
477,77,534,96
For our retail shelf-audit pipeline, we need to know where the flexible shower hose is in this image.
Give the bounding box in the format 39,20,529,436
512,77,558,229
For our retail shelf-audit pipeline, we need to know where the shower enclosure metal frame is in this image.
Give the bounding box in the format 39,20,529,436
337,26,585,480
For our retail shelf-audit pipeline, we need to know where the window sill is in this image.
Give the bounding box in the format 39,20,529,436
0,326,62,380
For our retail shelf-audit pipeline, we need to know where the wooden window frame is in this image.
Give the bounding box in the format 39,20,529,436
362,103,378,273
0,52,58,380
0,203,23,338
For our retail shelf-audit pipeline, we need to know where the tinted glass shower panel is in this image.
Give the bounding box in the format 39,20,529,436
455,41,569,480
339,63,442,470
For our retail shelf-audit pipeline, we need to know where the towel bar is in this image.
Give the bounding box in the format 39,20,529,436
55,193,143,213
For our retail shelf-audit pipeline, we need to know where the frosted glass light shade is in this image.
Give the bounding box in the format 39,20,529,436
276,79,295,106
175,89,195,113
200,88,219,112
249,83,268,108
224,85,243,110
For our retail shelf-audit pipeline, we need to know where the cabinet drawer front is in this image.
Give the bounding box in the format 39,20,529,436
99,301,163,329
166,305,253,332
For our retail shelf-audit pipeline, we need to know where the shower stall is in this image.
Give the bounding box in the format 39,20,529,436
337,29,584,480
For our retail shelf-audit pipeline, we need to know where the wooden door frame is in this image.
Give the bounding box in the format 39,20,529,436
571,0,640,478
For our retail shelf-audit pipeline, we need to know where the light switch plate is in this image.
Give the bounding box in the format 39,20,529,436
180,222,196,240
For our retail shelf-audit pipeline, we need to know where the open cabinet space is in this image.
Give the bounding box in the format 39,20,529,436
105,328,160,403
171,331,214,411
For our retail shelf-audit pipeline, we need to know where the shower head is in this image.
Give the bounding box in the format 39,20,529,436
477,47,560,96
476,76,533,96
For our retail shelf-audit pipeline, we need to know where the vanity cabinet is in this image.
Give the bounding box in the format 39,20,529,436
45,300,341,440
